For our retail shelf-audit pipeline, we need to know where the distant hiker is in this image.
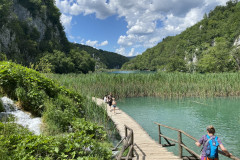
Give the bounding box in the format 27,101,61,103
195,125,232,160
107,93,113,109
112,98,117,114
104,95,108,103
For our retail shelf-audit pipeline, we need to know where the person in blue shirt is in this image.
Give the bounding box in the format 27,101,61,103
195,125,232,160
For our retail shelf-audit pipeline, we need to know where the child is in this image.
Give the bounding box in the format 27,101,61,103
112,98,117,114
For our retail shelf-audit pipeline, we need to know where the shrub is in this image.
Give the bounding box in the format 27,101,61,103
0,122,112,160
0,61,113,159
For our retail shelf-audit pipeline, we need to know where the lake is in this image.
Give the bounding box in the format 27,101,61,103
118,97,240,159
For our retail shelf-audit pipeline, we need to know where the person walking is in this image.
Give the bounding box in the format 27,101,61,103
107,93,113,110
103,95,108,103
195,125,232,160
112,98,117,114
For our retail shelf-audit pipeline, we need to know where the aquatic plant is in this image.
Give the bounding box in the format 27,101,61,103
45,72,240,99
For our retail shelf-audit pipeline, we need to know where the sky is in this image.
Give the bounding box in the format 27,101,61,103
56,0,229,57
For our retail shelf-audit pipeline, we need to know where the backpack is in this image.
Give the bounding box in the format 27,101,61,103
204,135,219,159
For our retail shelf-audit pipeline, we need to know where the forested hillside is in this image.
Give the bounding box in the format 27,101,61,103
0,0,128,73
122,0,240,73
0,0,69,64
71,43,129,69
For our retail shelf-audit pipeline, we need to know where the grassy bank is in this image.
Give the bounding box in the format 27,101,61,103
45,72,240,99
0,61,118,159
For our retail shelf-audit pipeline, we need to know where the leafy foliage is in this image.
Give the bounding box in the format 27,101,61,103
0,121,112,160
197,37,237,72
123,1,240,73
0,0,12,27
0,61,114,159
41,50,95,74
0,53,7,61
0,61,62,115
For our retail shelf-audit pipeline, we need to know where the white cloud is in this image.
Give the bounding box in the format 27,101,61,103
115,47,136,57
60,14,72,31
56,0,230,56
128,48,135,57
85,40,108,47
56,0,115,19
100,40,108,46
115,47,126,55
85,40,98,47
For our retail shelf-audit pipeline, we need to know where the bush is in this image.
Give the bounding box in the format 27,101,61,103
0,53,7,61
0,62,113,159
0,61,61,115
0,122,112,160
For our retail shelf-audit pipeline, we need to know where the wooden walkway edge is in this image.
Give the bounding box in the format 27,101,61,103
92,97,182,160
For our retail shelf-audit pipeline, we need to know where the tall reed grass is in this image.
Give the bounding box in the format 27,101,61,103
45,72,240,99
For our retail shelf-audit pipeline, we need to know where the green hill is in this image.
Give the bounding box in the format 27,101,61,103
122,0,240,73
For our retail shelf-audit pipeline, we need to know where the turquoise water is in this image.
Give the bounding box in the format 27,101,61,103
117,97,240,159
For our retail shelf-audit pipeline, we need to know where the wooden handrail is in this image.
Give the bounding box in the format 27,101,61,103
116,125,134,160
155,122,240,160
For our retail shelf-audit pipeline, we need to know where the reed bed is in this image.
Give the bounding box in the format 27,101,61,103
45,72,240,99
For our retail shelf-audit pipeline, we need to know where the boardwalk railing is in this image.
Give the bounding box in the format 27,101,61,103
155,122,240,160
113,125,134,160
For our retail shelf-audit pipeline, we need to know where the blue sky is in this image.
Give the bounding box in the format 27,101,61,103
56,0,229,57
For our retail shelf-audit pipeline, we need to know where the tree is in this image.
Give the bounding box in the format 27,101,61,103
69,50,95,73
43,50,74,73
0,0,12,26
166,56,187,72
197,37,237,72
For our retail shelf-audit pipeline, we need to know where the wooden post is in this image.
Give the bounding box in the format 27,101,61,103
178,131,183,158
158,125,161,144
130,131,134,158
125,125,127,138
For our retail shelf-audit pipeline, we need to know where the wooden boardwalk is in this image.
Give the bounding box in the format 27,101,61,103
93,97,182,160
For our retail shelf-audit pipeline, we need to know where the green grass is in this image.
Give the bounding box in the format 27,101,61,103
45,72,240,99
